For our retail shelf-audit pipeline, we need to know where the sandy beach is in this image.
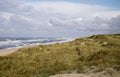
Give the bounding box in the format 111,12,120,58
0,48,19,56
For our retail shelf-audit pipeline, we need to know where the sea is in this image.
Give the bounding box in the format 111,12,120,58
0,37,73,50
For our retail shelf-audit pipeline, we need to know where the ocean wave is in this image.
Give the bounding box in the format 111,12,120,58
0,38,73,49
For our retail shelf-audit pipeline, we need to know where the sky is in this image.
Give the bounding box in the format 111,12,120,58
0,0,120,37
25,0,120,9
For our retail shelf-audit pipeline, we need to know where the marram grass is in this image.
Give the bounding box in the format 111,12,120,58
0,34,120,77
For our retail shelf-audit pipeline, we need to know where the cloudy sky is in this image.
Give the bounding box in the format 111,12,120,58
0,0,120,38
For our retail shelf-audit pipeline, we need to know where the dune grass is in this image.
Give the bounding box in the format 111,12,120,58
0,34,120,77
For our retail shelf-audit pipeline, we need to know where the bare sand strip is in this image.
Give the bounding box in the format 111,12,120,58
0,48,19,56
50,67,120,77
50,72,120,77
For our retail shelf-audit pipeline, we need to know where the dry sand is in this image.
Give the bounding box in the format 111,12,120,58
50,72,120,77
0,48,18,56
0,45,39,56
50,68,120,77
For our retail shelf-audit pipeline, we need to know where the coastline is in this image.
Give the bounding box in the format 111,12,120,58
0,39,75,56
0,34,119,77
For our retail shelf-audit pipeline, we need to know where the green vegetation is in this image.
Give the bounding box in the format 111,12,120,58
0,34,120,77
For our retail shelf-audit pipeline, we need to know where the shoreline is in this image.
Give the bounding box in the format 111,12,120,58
0,39,75,56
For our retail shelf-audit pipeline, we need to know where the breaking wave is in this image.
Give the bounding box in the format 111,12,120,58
0,37,74,49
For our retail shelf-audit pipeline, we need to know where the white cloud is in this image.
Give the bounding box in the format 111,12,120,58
0,0,120,37
0,12,13,20
92,11,120,19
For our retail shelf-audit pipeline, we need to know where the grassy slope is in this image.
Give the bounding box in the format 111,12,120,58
0,34,120,77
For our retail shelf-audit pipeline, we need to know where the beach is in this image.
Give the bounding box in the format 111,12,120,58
0,48,18,56
0,38,74,56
